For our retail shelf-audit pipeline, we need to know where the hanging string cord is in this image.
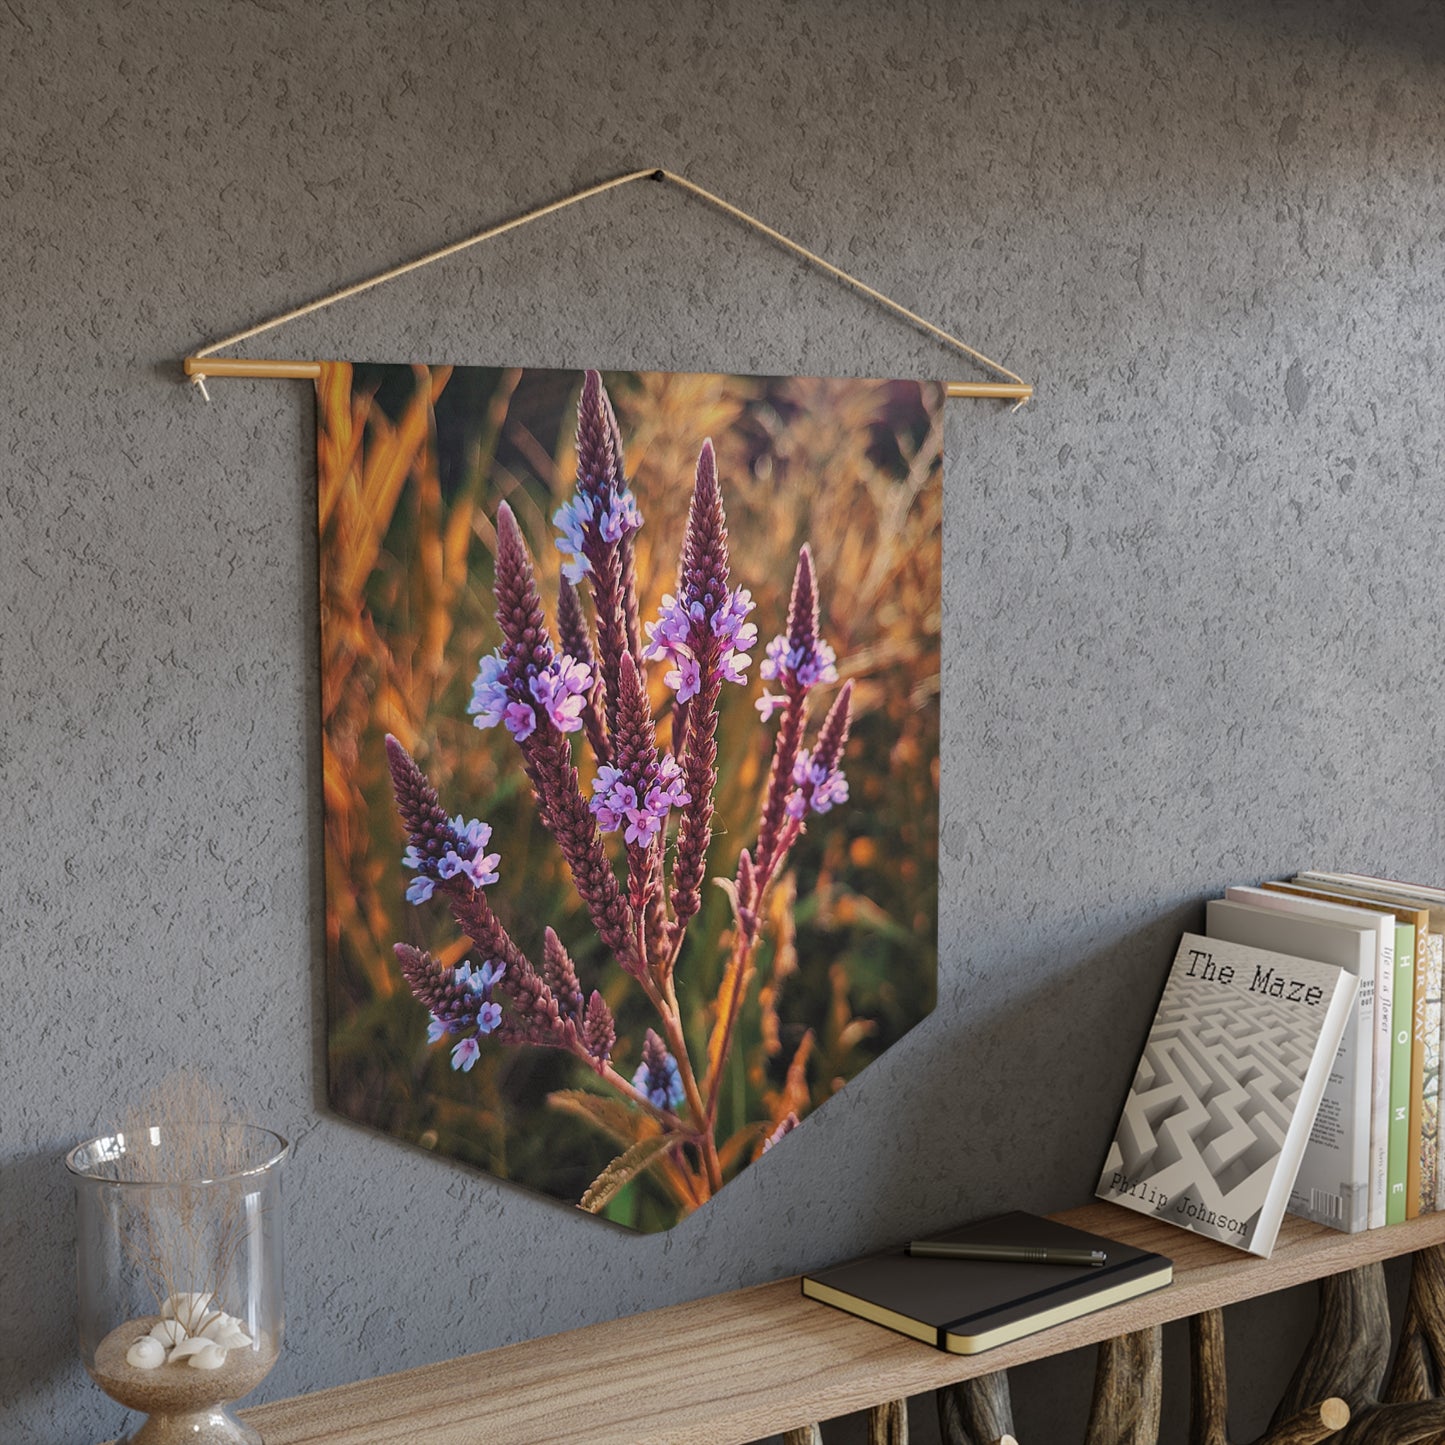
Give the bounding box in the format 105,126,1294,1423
655,170,1027,392
185,167,1028,404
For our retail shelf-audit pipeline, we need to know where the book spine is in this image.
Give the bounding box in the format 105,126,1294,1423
1371,927,1394,1229
1408,926,1434,1217
1421,933,1443,1215
1288,979,1371,1232
1387,924,1416,1226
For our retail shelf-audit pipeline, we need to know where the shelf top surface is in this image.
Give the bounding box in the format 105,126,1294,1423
231,1204,1445,1445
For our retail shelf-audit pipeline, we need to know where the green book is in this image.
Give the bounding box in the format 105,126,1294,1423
1388,923,1418,1225
801,1211,1172,1355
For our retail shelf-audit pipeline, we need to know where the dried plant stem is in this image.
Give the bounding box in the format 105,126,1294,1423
640,970,722,1193
704,933,759,1127
116,1074,253,1322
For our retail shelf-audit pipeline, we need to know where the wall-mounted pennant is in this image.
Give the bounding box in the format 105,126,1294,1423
318,361,941,1230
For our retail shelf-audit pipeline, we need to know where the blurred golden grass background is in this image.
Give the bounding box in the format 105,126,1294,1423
319,362,942,1230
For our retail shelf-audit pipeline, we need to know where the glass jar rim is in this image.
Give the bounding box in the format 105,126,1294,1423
65,1123,289,1187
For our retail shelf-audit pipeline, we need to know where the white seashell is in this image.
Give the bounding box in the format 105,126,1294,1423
149,1319,188,1346
161,1291,213,1330
187,1343,227,1370
201,1318,252,1350
166,1336,214,1364
126,1338,165,1369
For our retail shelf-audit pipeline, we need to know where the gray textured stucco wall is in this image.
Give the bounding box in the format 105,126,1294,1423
3,2,1443,1441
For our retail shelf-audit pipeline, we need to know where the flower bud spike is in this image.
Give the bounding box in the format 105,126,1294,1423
582,990,616,1064
542,927,586,1024
785,544,819,660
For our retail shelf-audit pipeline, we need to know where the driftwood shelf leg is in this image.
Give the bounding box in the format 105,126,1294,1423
1085,1325,1162,1445
1190,1309,1229,1445
938,1371,1016,1445
1192,1303,1348,1445
782,1427,824,1445
1386,1243,1445,1403
1257,1398,1350,1445
1271,1264,1390,1427
866,1399,908,1445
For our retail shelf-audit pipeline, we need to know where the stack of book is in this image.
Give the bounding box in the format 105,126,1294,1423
1096,871,1445,1256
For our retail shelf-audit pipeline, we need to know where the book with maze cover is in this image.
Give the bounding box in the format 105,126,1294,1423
1096,933,1358,1257
801,1211,1173,1354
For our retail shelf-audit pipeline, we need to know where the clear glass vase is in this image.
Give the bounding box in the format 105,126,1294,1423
67,1124,288,1445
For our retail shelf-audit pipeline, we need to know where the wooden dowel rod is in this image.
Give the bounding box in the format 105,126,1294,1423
183,357,322,380
183,356,1030,401
944,381,1033,400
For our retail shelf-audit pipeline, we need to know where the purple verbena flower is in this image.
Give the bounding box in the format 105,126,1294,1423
665,654,701,703
632,1029,686,1111
553,373,644,583
712,586,757,656
600,489,643,543
759,544,837,694
435,957,506,1069
387,737,501,905
397,945,503,1046
590,751,690,845
645,585,755,698
528,654,592,734
473,650,591,740
487,502,559,734
553,489,642,581
785,749,850,818
554,495,593,583
641,592,692,667
470,649,538,740
589,765,637,833
650,753,690,809
467,653,510,729
759,633,838,689
456,958,507,993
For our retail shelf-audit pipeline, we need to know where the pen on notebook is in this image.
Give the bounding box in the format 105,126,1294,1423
906,1241,1108,1266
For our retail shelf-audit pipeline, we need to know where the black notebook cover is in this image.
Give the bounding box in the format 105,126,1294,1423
801,1210,1173,1354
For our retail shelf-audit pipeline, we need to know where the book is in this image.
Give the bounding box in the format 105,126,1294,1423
1295,872,1445,1216
1096,932,1357,1256
1258,883,1396,1227
1204,897,1376,1232
1268,882,1417,1224
800,1211,1172,1354
1224,885,1393,1227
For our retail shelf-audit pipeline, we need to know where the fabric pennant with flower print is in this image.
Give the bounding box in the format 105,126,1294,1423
317,361,941,1231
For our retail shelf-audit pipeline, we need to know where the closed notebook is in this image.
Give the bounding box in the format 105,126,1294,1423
801,1211,1172,1354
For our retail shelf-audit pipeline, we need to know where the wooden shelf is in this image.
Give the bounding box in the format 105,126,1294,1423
232,1205,1445,1445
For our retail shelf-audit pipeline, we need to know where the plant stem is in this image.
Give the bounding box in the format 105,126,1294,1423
703,931,758,1131
639,970,722,1195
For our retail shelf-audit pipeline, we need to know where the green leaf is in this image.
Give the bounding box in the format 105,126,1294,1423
579,1136,674,1214
547,1089,652,1148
